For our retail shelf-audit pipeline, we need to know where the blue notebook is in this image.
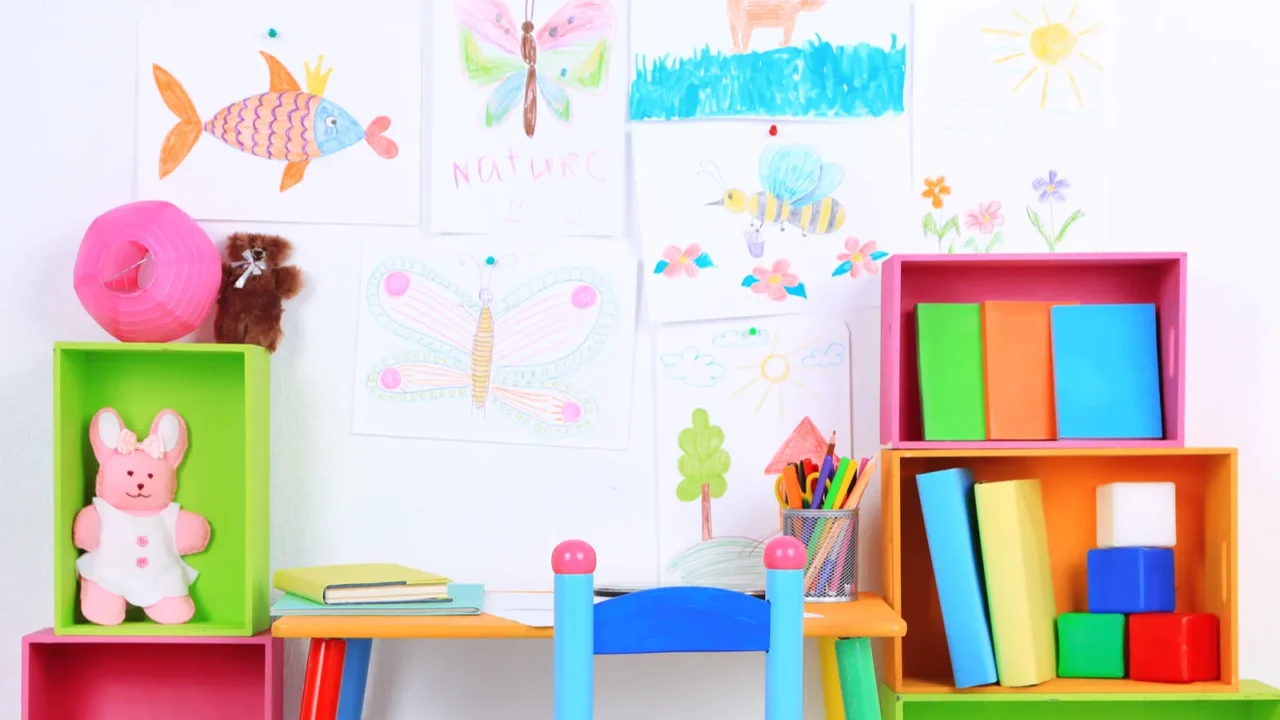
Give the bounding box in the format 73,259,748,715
271,583,484,616
916,468,998,689
1050,304,1163,439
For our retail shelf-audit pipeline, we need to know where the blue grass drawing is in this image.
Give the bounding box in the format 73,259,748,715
630,35,907,121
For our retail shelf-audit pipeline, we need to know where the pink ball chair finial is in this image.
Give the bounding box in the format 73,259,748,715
552,540,597,575
765,536,807,571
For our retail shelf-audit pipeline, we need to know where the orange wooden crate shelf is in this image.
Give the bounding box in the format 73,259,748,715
881,448,1237,694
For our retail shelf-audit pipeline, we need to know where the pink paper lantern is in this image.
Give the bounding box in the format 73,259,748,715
74,201,221,342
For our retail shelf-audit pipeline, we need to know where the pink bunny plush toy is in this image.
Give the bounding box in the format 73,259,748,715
73,407,211,625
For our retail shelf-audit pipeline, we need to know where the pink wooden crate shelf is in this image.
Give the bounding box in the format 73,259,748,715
22,628,282,720
880,253,1187,450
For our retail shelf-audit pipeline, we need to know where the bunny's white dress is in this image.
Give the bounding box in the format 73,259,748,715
76,498,200,607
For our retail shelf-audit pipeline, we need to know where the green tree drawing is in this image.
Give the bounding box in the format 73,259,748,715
676,408,731,542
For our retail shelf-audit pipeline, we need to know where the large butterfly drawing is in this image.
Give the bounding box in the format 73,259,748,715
365,254,618,437
455,0,616,138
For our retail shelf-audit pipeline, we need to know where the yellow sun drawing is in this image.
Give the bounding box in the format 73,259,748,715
726,332,822,419
983,2,1103,110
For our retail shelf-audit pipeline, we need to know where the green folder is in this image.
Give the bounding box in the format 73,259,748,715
916,303,987,440
270,583,485,616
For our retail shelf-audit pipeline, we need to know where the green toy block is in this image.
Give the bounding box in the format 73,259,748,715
53,342,271,636
1057,612,1126,678
915,303,987,441
880,680,1280,720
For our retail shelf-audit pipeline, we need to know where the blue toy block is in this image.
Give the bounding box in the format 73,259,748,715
1050,303,1164,439
1087,547,1175,613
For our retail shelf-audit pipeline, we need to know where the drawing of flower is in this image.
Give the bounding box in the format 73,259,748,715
920,176,962,253
741,259,807,301
653,244,715,277
1026,169,1085,252
960,201,1005,253
831,237,889,277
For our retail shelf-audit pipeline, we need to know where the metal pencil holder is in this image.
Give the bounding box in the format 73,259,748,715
781,508,858,602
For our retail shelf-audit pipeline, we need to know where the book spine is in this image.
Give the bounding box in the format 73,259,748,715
271,572,328,605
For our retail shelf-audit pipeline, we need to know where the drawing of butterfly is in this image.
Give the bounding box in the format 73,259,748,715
454,0,616,138
365,254,618,436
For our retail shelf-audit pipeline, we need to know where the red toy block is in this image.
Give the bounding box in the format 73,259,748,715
1129,612,1220,683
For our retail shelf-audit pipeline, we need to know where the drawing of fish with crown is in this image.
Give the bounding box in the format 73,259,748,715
152,52,399,192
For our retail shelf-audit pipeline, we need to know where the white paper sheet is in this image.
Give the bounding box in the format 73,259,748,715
635,123,909,323
136,5,421,225
482,591,810,627
912,0,1115,253
352,236,637,448
654,315,852,590
429,0,628,236
630,0,909,121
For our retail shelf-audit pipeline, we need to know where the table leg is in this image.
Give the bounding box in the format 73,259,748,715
336,639,373,720
299,638,347,720
819,639,846,720
834,638,881,720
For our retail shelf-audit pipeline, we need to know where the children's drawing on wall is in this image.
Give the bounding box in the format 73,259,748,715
635,122,907,322
352,237,637,449
136,8,421,225
656,316,851,591
431,0,627,236
631,0,908,120
912,0,1113,252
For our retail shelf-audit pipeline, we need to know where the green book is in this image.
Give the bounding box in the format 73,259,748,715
270,583,484,616
916,303,987,441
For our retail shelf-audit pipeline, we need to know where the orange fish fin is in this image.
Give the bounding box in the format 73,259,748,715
260,51,302,93
280,160,310,192
153,64,202,179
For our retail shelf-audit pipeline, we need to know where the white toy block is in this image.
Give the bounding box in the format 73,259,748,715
1096,482,1176,548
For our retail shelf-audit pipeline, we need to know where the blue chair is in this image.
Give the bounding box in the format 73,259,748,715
551,536,807,720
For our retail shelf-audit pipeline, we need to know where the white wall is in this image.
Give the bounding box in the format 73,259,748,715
2,1,1279,718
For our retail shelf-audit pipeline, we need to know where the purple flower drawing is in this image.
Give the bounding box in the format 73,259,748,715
1032,170,1072,203
1026,169,1085,252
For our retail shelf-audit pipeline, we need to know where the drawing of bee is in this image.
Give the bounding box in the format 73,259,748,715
702,144,847,236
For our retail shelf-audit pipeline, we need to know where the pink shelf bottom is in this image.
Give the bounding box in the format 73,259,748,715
23,629,281,720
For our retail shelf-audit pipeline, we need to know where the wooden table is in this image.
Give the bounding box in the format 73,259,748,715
275,592,906,720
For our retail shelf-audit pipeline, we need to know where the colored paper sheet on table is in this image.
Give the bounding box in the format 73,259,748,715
428,0,628,236
135,4,421,225
351,235,637,449
912,0,1114,254
654,315,851,591
630,0,908,121
634,123,910,323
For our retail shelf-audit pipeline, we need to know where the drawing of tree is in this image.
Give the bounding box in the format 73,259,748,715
676,408,732,542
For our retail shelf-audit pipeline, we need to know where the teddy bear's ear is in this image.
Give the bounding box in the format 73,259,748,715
150,409,189,470
89,408,125,464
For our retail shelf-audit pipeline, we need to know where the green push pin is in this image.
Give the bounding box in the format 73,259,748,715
748,327,758,336
267,28,278,38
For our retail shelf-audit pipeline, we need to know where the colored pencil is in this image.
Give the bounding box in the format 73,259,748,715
842,453,878,510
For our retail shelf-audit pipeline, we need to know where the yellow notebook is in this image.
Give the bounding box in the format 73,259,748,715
974,479,1057,687
273,563,451,605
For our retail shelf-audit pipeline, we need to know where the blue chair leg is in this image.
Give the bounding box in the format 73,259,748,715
336,638,373,720
553,540,597,720
765,536,806,720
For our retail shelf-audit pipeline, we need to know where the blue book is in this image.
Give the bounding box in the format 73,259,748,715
1050,304,1163,439
270,583,485,616
916,468,998,689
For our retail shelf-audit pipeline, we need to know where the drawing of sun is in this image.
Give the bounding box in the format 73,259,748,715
984,2,1103,110
726,332,822,419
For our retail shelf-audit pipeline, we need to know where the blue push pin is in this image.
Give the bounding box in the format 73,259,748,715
267,28,279,38
485,256,496,266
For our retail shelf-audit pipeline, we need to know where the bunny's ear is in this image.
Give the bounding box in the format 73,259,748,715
89,408,125,464
150,409,189,469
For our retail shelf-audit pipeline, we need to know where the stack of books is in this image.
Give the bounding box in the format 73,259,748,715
270,563,484,616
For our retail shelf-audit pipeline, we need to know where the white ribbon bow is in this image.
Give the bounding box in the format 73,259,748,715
116,430,166,459
231,249,267,289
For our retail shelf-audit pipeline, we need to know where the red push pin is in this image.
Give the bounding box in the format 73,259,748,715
769,124,778,136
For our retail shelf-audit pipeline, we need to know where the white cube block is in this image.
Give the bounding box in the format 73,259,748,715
1096,482,1176,548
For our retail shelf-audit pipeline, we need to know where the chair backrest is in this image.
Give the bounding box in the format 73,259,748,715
551,537,807,720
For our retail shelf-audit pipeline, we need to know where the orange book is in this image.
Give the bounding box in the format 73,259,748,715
981,301,1075,440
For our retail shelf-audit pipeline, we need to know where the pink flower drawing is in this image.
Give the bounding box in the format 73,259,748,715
661,244,705,278
836,237,882,278
750,259,801,302
963,201,1005,235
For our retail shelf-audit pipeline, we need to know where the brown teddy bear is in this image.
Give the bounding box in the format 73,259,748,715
214,232,303,353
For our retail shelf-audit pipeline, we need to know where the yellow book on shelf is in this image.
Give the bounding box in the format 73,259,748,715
273,563,451,605
974,479,1057,687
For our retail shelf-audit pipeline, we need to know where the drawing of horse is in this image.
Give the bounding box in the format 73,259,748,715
725,0,827,52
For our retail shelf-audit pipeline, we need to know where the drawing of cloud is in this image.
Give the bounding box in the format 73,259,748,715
801,343,846,369
940,100,1013,136
660,347,726,387
712,328,771,347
